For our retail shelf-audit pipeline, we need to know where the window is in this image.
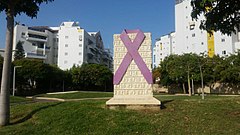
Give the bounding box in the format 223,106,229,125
78,61,82,64
65,36,69,39
190,24,195,30
221,38,225,42
64,61,67,64
79,44,82,47
65,52,68,56
201,42,204,45
222,50,226,55
192,33,195,37
21,32,25,37
54,38,58,42
79,35,82,41
79,52,82,55
32,43,36,46
65,44,68,47
160,53,162,56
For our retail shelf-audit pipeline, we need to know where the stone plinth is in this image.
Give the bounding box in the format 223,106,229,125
106,30,161,109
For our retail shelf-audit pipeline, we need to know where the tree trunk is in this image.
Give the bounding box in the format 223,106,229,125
0,7,14,126
187,66,191,96
182,83,186,94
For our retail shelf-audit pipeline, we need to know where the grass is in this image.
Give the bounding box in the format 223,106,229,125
0,93,239,135
10,96,31,103
37,91,113,99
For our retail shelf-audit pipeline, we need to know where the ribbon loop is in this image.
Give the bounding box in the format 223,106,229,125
113,29,153,85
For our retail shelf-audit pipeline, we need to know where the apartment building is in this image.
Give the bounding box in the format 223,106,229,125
12,21,113,70
153,32,176,68
13,25,58,65
175,0,239,57
57,22,112,70
153,0,240,68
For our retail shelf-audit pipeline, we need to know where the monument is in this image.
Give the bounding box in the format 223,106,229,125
106,29,161,109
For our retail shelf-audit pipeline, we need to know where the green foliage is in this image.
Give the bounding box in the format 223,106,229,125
220,52,240,84
191,0,240,35
157,52,240,92
160,54,200,84
152,67,161,83
14,41,25,60
69,64,113,91
13,59,65,95
0,0,54,18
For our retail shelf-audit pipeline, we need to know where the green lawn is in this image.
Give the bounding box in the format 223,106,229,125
37,91,113,99
10,96,31,103
1,94,239,134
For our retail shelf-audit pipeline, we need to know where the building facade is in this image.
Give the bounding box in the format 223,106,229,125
153,32,176,68
12,21,113,70
13,25,58,65
153,0,240,68
175,0,239,57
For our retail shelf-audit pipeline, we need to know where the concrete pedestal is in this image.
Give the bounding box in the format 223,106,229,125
106,96,161,110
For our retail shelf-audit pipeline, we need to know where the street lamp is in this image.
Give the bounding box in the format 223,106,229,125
13,66,22,96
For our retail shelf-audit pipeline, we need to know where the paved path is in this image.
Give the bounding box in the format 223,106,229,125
26,96,111,102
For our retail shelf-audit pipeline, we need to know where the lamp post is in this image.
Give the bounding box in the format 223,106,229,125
13,66,22,96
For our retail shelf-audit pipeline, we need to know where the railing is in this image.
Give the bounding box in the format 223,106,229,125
25,53,46,59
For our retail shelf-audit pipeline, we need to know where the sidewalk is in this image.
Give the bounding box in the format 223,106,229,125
26,96,111,102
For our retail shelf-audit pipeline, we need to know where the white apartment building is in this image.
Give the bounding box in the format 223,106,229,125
175,0,239,57
13,25,58,65
153,0,240,68
153,32,176,68
12,21,113,70
57,21,112,70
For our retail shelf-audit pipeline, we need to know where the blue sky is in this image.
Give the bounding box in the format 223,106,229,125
0,0,175,49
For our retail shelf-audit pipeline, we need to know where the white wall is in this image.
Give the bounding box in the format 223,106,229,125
13,25,56,64
58,22,84,70
175,0,238,57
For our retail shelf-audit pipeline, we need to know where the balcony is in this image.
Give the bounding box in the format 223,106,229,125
25,53,46,59
37,46,51,52
88,57,98,64
28,28,48,36
26,37,47,42
26,34,47,42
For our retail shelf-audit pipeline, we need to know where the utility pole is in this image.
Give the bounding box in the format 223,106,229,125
13,66,22,96
199,64,204,100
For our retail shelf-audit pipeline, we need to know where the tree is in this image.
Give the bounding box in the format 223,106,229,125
14,41,25,60
152,67,161,84
191,0,240,35
0,0,54,126
13,59,66,95
70,64,113,91
220,51,240,84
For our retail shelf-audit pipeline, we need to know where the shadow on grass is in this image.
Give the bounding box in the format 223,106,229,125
11,102,62,125
161,100,174,109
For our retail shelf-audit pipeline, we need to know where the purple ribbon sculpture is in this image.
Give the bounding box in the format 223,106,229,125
113,29,153,85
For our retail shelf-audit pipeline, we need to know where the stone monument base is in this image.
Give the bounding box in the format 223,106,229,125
106,96,161,110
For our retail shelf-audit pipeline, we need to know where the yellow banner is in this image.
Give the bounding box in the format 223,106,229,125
207,32,215,58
